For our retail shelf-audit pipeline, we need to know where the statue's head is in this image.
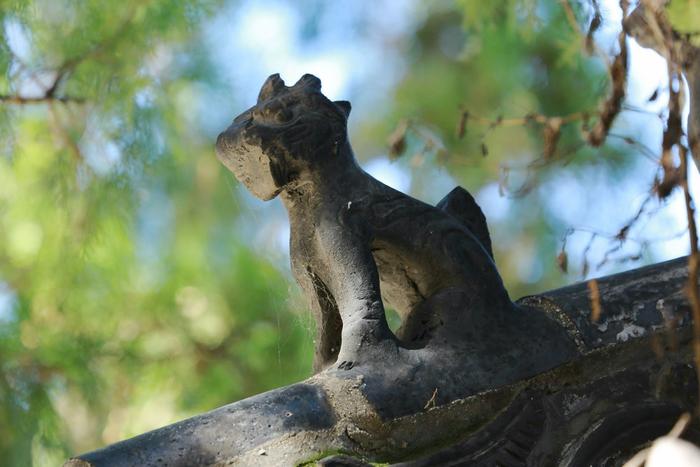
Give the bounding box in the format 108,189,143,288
215,73,352,200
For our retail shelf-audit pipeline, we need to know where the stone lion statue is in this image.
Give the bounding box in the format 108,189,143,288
216,74,576,378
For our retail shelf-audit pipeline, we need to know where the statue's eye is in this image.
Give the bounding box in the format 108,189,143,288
252,102,293,124
275,108,293,123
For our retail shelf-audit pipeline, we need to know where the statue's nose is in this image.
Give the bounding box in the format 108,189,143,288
257,73,286,103
215,130,230,155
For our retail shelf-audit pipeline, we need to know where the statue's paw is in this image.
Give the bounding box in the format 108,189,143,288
337,360,356,370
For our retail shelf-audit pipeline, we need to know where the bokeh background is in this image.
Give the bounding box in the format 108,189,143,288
1,0,698,464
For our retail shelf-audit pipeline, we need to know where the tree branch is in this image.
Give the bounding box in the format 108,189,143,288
0,94,85,105
624,2,700,172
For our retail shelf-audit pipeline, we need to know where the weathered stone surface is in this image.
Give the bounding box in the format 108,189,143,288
66,384,335,466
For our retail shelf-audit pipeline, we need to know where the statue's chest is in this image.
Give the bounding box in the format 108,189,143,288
288,207,349,286
288,219,323,276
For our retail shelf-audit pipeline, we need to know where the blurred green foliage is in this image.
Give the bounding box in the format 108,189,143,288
0,1,315,464
0,0,663,464
667,0,700,46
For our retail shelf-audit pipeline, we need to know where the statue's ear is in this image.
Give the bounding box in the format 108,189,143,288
295,74,322,91
258,73,286,104
334,100,351,118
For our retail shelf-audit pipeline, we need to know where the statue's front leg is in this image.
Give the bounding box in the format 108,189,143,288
294,267,343,372
318,223,396,370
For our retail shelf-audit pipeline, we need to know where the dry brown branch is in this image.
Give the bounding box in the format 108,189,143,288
624,1,700,172
654,40,684,198
585,0,603,54
680,143,700,413
560,0,583,35
560,0,611,66
388,119,409,157
0,94,85,105
557,250,568,273
580,232,598,277
594,195,655,270
457,110,587,132
498,142,586,197
52,7,137,79
586,27,627,147
456,28,627,161
48,103,84,163
588,279,602,322
543,117,563,160
607,133,660,162
636,0,700,411
685,47,700,168
1,8,136,109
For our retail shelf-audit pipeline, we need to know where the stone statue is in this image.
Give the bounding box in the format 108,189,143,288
215,73,577,399
66,71,698,467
